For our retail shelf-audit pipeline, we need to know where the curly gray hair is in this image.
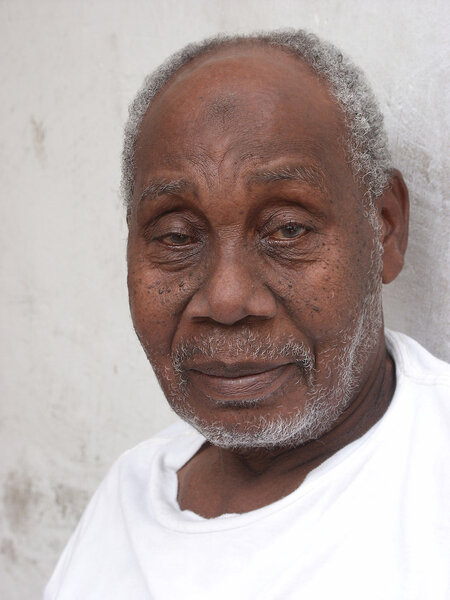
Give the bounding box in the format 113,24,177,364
121,29,391,212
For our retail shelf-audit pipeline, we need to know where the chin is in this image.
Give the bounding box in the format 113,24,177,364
168,385,351,450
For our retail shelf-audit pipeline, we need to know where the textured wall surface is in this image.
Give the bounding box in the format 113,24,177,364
1,0,448,597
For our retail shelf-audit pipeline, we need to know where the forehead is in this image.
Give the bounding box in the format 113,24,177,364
133,45,351,200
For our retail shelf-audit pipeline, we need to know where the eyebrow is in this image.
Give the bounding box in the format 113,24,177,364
138,178,192,205
137,164,326,207
247,165,326,191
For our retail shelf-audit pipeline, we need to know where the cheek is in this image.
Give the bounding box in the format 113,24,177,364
127,264,199,357
273,241,374,339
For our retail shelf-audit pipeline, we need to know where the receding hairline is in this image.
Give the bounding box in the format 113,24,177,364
139,39,335,122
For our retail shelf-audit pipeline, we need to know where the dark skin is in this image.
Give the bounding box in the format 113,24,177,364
127,44,409,518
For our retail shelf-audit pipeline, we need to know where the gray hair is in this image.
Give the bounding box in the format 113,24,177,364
121,29,391,212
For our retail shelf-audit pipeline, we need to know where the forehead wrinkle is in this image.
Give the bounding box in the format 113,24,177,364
188,143,244,196
247,165,327,192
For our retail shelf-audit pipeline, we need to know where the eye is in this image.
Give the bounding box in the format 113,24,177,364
271,223,307,240
159,232,193,246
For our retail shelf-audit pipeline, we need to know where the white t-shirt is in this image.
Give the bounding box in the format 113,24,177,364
45,331,450,599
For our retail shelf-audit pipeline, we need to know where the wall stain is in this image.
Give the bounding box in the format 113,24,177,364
30,116,46,165
0,537,17,564
54,483,89,519
2,471,41,531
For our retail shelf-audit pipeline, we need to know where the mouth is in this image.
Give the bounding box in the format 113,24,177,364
187,361,296,403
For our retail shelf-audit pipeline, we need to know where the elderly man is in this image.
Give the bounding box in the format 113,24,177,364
45,30,449,599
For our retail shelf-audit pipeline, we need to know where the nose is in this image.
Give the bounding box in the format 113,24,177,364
184,249,277,325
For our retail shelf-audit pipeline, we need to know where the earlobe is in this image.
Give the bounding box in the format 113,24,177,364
378,169,410,284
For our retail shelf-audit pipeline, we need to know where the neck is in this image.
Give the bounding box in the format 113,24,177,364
177,337,395,517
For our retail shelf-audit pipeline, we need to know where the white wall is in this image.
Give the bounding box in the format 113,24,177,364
1,0,448,597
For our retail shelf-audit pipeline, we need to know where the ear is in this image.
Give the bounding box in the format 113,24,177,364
376,169,410,284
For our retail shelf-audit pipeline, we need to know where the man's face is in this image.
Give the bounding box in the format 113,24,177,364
127,45,384,449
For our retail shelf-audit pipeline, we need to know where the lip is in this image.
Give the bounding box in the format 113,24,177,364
187,361,295,402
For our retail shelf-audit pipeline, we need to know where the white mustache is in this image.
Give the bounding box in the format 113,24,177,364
172,330,315,377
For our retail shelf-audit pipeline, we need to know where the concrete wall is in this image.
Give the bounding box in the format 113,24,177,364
1,0,448,597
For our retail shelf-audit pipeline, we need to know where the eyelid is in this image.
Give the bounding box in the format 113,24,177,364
143,211,206,241
157,232,194,247
257,203,319,233
146,226,197,246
